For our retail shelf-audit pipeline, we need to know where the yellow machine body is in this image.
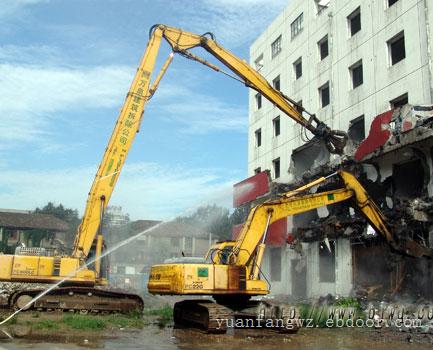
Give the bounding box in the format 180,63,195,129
0,254,104,285
148,171,433,299
148,263,267,296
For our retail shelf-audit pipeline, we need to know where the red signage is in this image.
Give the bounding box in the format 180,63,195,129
233,172,270,207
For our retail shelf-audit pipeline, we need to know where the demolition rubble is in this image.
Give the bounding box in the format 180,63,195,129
288,104,433,302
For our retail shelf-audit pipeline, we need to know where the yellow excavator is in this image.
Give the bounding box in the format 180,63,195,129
0,24,346,313
148,170,433,332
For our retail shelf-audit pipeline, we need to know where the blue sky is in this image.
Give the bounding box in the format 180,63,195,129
0,0,287,220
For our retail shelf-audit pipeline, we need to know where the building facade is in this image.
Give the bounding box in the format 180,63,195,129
248,0,433,298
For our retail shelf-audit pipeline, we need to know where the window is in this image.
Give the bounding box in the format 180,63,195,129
273,116,281,136
254,167,261,174
273,157,280,179
390,93,408,109
388,31,406,65
270,247,282,281
315,0,331,13
272,75,281,91
255,93,262,109
296,100,303,113
348,115,365,143
319,82,330,107
271,35,282,58
348,7,361,37
293,57,302,79
291,13,304,39
388,0,399,7
319,240,336,283
255,129,262,147
318,35,329,60
254,54,264,71
350,60,363,89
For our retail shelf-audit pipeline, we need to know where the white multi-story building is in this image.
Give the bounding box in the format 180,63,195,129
248,0,433,297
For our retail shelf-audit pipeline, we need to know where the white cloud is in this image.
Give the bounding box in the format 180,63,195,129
0,62,133,149
148,65,248,134
0,162,237,220
0,0,49,18
0,45,62,65
153,93,247,134
178,0,288,47
0,63,132,114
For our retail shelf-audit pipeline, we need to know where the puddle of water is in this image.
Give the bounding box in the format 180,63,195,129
1,326,431,350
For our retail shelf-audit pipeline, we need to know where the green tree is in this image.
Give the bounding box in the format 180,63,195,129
22,229,53,248
229,205,251,226
33,202,81,248
177,204,232,240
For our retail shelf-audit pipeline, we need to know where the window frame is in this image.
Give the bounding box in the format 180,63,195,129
388,31,406,66
293,57,303,80
291,13,304,39
318,35,329,61
271,35,282,58
273,116,281,137
255,93,262,110
387,0,399,8
272,75,281,91
296,100,303,113
350,59,363,89
348,115,365,143
389,93,408,109
254,54,264,71
255,128,262,147
348,7,361,37
319,82,330,108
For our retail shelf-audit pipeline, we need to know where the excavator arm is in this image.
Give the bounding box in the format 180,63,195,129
71,29,171,258
72,24,347,260
231,171,432,277
154,24,347,153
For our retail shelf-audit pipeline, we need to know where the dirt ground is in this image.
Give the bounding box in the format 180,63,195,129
1,311,433,350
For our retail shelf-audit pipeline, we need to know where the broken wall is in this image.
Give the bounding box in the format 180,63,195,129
285,105,433,300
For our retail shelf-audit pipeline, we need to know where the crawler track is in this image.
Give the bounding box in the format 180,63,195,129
174,300,232,333
173,299,299,334
9,286,143,314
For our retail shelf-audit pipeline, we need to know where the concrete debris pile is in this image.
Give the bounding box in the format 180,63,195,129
284,105,433,301
354,104,433,162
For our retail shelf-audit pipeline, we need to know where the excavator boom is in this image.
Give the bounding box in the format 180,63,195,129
0,23,348,317
71,30,167,259
148,170,433,331
156,24,347,153
71,24,347,261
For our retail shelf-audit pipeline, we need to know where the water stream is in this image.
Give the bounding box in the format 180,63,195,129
0,220,170,325
0,183,235,326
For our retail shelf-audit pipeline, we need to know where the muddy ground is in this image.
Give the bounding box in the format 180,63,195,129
0,311,432,350
1,325,433,350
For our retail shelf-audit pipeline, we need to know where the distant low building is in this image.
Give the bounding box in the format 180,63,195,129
104,206,130,227
108,219,214,291
0,209,69,253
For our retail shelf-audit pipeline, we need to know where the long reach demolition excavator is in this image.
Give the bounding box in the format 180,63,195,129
0,24,347,313
148,170,433,332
